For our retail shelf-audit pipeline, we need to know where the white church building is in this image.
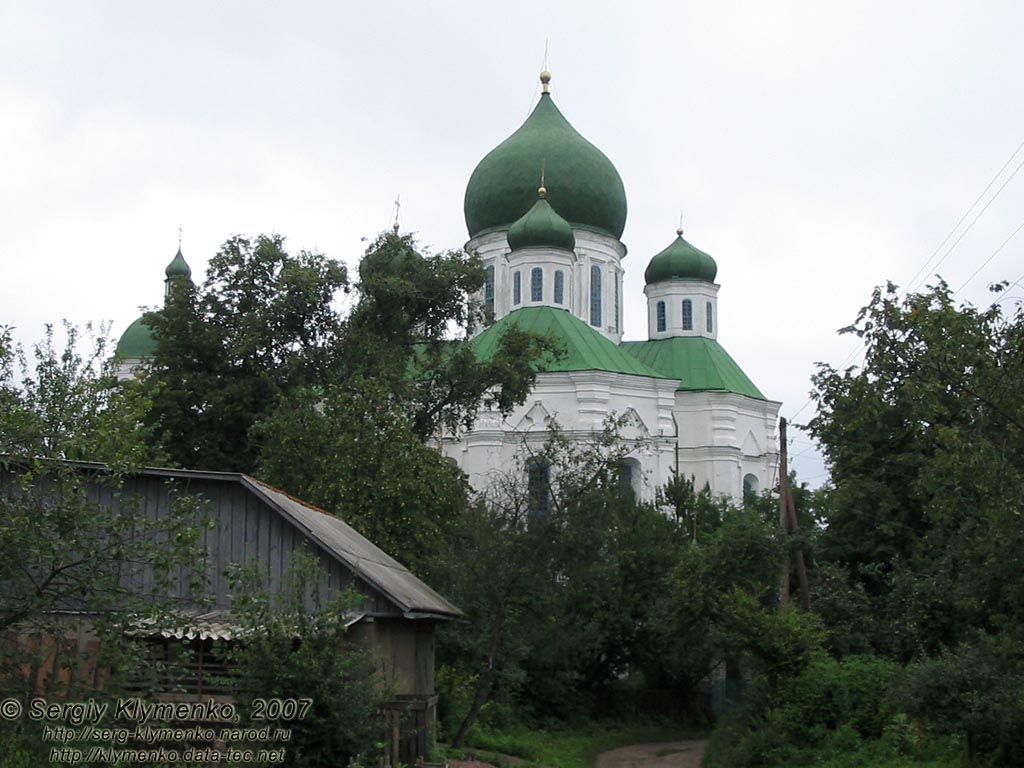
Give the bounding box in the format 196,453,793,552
444,72,780,501
117,72,780,503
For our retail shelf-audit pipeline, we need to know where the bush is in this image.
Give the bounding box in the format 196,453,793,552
705,654,902,768
897,632,1024,766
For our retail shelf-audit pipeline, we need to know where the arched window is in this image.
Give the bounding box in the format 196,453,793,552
527,458,550,515
484,265,495,315
682,299,693,330
743,473,759,508
554,270,565,305
656,301,666,332
590,265,602,327
614,275,620,333
531,267,543,302
513,271,521,305
706,301,714,333
614,458,640,501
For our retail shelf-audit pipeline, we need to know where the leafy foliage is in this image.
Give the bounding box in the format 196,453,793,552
704,655,912,768
0,324,208,760
339,231,561,440
438,416,691,740
807,281,1024,661
226,550,386,768
139,234,348,472
255,378,467,573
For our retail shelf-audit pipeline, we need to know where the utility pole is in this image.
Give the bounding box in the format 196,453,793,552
779,418,811,610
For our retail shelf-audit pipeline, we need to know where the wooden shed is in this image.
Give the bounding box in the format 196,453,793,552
1,461,462,763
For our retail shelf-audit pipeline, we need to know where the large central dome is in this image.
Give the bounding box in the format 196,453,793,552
464,76,627,240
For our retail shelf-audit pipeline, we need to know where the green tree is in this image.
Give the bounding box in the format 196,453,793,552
338,231,560,440
0,324,207,759
807,281,1024,660
438,416,681,741
140,233,348,472
255,378,468,573
803,280,1024,764
255,231,559,568
226,550,386,768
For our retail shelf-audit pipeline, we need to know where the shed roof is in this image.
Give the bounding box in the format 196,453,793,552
8,460,462,621
242,476,462,619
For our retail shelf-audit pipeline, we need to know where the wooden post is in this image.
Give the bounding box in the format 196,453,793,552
779,418,811,610
779,418,792,606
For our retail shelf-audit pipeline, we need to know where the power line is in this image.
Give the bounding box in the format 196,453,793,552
905,154,1024,297
990,270,1024,307
902,137,1024,295
785,137,1024,424
955,219,1024,296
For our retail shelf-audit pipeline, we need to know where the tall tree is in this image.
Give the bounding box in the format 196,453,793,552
438,416,682,740
0,324,206,717
338,231,559,440
140,234,348,472
807,280,1024,660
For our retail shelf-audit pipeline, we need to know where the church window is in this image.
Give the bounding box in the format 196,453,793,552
484,265,495,315
554,270,565,304
656,301,666,332
527,458,550,515
682,299,693,330
743,473,759,508
614,459,639,501
614,274,620,333
513,271,521,305
706,301,714,333
590,265,602,327
531,267,543,302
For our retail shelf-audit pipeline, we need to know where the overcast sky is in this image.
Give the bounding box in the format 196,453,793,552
3,1,1023,486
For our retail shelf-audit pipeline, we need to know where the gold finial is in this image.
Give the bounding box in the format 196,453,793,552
538,186,547,198
539,158,546,197
677,211,684,237
540,70,551,94
178,224,183,249
393,195,401,235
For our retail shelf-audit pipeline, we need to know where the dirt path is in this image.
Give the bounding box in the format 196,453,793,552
594,740,707,768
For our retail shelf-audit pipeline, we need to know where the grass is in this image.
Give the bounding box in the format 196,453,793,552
443,719,706,768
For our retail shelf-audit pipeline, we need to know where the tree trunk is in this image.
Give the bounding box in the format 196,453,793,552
451,603,506,748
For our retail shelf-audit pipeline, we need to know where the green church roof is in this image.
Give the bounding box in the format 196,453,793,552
621,336,766,399
115,316,157,359
464,76,627,240
507,192,576,252
473,306,669,378
165,248,192,279
644,230,718,284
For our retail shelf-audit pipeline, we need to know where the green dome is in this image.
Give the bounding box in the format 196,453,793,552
358,230,427,283
165,248,191,279
116,316,157,359
464,86,627,239
507,193,576,252
644,230,718,284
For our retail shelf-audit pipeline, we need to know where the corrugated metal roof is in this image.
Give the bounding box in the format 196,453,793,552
131,610,366,640
242,477,462,620
472,306,672,378
620,336,767,400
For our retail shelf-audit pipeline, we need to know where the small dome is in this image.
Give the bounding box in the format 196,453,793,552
644,230,718,284
358,231,427,283
464,75,627,240
165,248,192,280
507,192,575,252
115,316,157,359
